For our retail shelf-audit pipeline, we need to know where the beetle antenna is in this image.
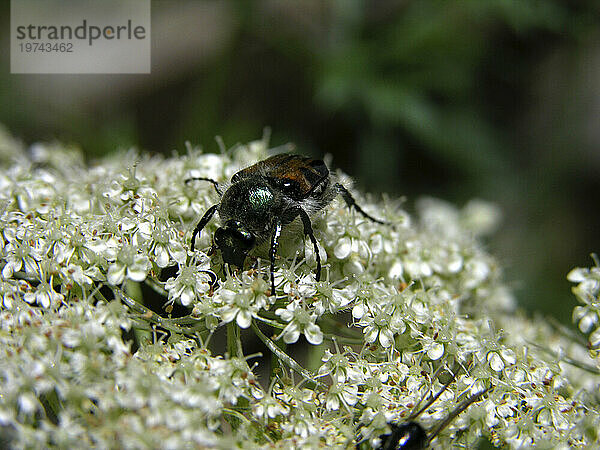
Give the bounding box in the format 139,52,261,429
409,362,459,421
425,386,491,446
185,177,222,196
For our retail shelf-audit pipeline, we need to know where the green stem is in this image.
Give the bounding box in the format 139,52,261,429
143,277,169,297
251,321,323,388
227,322,243,357
222,407,251,425
320,315,362,339
271,332,286,387
114,287,205,336
255,314,286,329
322,333,363,345
527,340,600,375
225,322,247,431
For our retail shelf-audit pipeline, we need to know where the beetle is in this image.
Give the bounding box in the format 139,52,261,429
372,389,489,449
357,366,490,449
187,153,386,295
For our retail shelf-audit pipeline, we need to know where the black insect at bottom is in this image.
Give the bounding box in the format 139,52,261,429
357,365,491,450
377,422,427,450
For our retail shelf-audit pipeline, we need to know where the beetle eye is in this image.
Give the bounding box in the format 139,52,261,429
236,230,255,248
214,227,227,248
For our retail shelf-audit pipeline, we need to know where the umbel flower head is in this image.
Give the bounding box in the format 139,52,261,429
0,124,599,448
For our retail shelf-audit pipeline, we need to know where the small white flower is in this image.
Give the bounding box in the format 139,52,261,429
217,288,262,329
323,382,358,411
151,224,187,268
165,262,213,306
252,395,289,422
23,278,63,308
317,349,361,384
107,244,150,285
61,263,93,287
276,301,323,345
2,237,40,279
362,311,395,348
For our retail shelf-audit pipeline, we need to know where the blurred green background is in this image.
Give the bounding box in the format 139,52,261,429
1,0,599,322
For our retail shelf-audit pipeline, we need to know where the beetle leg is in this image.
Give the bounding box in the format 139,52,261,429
270,220,283,296
335,183,388,225
191,204,219,251
185,177,223,196
298,209,321,282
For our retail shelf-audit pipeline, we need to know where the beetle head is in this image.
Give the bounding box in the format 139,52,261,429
214,220,256,269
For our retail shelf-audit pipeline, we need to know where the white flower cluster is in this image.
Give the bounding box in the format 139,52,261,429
569,257,600,354
0,124,599,448
0,300,262,448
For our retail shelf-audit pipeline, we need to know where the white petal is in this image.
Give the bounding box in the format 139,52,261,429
578,313,597,333
352,302,366,319
552,409,570,430
379,329,394,348
427,342,444,360
18,394,37,415
388,261,403,279
567,268,588,282
275,308,294,322
419,262,432,277
342,386,359,406
537,409,551,426
283,328,300,344
589,327,600,347
180,287,195,306
127,265,148,282
334,237,352,260
447,255,463,273
500,348,516,365
304,323,323,345
343,259,364,276
331,289,351,308
487,352,504,372
364,326,378,343
4,260,22,278
391,316,406,334
326,395,339,411
236,310,252,329
169,244,187,264
38,291,51,308
220,308,238,323
107,264,126,285
155,245,169,268
2,264,13,279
